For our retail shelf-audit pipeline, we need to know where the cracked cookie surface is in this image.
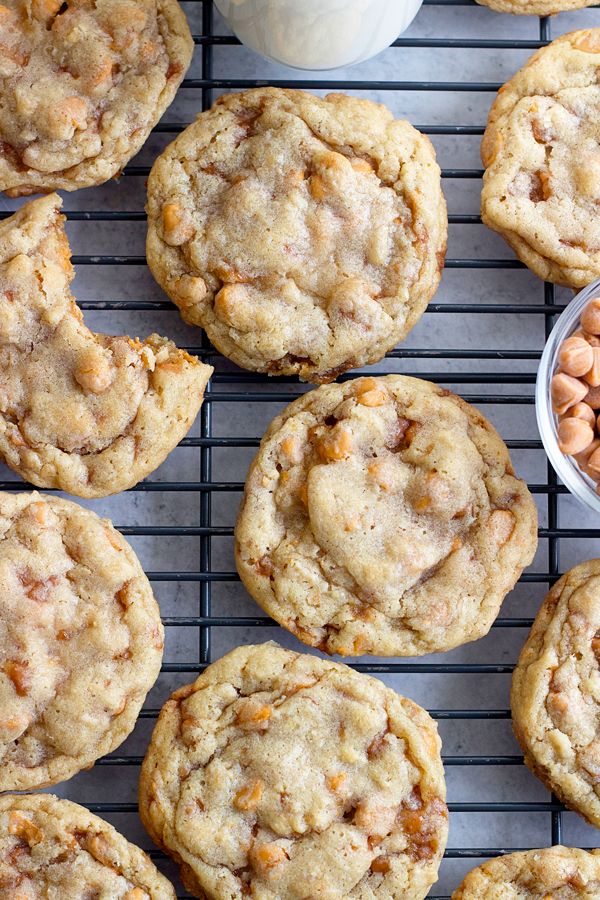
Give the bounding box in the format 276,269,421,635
235,375,538,657
476,0,595,13
0,792,175,897
139,642,448,900
0,491,163,791
0,194,212,497
0,0,192,196
512,559,600,828
452,847,600,899
146,87,447,383
482,29,600,288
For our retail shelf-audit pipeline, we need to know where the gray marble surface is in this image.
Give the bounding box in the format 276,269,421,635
2,1,600,896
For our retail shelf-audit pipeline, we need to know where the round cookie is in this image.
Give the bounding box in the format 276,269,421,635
482,30,600,288
0,193,212,498
0,491,163,791
146,87,447,383
0,792,175,897
235,375,538,657
511,559,600,828
476,0,595,13
452,847,600,899
139,642,448,900
0,0,192,196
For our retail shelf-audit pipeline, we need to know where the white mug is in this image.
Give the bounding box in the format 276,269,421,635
214,0,424,70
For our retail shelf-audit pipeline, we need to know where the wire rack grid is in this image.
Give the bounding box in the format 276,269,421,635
2,0,600,897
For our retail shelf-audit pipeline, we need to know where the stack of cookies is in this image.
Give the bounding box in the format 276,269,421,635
1,1,600,898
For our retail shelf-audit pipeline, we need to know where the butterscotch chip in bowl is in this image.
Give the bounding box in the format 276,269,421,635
139,642,448,900
0,194,213,497
481,30,600,288
0,0,193,196
0,792,175,897
146,87,447,383
234,375,538,657
0,491,163,791
452,847,600,898
512,559,600,828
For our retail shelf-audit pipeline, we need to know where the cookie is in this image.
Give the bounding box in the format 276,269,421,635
0,194,212,497
0,491,163,791
146,87,447,383
0,0,192,196
476,0,595,13
0,792,175,897
482,30,600,288
511,559,600,828
452,847,600,899
139,642,448,900
235,375,538,657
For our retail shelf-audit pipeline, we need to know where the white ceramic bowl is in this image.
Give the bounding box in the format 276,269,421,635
537,278,600,513
214,0,424,70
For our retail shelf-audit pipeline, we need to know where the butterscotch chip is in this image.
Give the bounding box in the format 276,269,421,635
452,847,600,898
0,195,212,497
0,491,163,791
574,438,600,477
0,793,175,897
512,560,600,828
556,417,594,455
146,87,447,383
139,642,448,900
0,0,192,195
551,372,589,416
582,298,600,336
233,779,264,811
481,30,600,287
567,402,596,427
558,336,594,379
234,375,538,657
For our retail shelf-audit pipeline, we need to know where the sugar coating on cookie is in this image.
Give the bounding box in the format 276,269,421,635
476,0,595,14
146,87,447,382
235,376,538,657
0,792,175,897
0,0,192,196
482,30,600,288
0,194,213,497
139,642,448,900
512,559,600,828
452,847,600,898
0,491,163,791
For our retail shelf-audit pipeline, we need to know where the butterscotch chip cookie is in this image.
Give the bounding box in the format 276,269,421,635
476,0,595,13
146,87,447,383
482,30,600,288
0,792,175,897
512,559,600,828
452,847,600,899
0,0,192,196
0,491,163,791
139,642,448,900
234,375,538,657
0,194,212,497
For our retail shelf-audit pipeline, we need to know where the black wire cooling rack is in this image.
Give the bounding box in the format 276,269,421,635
4,1,600,896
